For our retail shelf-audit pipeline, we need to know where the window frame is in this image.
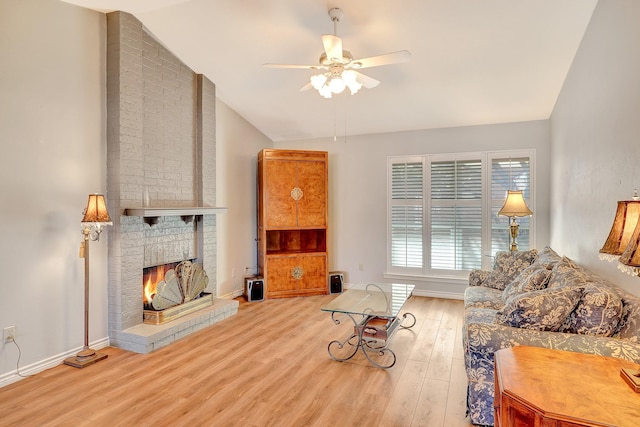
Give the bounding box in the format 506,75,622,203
386,149,535,279
387,156,425,275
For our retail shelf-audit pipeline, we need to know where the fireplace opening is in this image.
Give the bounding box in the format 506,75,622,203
143,261,183,310
142,259,214,325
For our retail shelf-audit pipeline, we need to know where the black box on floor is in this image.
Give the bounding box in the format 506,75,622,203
245,277,264,302
329,272,344,294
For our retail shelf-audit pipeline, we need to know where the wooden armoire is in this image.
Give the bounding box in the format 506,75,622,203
257,149,328,298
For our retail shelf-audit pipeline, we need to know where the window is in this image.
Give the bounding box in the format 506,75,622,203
430,159,483,271
387,150,534,276
390,159,423,269
490,157,531,255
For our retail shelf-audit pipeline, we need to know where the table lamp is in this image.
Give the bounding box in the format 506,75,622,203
599,192,640,262
498,190,533,252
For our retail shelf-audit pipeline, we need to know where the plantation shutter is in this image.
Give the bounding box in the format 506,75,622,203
390,161,424,268
491,157,531,254
430,159,482,270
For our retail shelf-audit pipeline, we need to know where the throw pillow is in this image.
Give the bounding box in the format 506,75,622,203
469,269,490,287
495,287,582,331
502,266,552,301
532,246,562,269
559,282,623,337
617,296,640,343
546,257,590,290
485,249,538,290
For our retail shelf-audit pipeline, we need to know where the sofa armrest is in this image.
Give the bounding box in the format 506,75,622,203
466,320,640,366
464,320,640,389
469,269,490,287
463,319,640,425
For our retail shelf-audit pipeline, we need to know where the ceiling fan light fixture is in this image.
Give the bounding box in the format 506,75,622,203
341,70,356,84
347,81,362,95
342,70,362,94
319,84,333,98
311,73,336,98
310,73,328,90
328,76,346,94
310,70,363,98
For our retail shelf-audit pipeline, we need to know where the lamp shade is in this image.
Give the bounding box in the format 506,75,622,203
82,194,112,224
599,200,640,261
498,190,533,217
618,209,640,275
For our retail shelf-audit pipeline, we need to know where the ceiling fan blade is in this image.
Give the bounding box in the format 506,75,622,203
263,63,323,70
299,82,313,92
349,50,412,69
353,71,380,89
322,34,343,62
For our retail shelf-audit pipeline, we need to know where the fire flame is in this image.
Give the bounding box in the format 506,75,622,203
143,265,166,305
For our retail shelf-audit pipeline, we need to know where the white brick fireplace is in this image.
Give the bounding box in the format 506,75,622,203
105,11,237,353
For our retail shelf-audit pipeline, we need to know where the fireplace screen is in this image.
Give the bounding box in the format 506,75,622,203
142,260,213,324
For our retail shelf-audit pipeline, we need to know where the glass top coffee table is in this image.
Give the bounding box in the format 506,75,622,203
320,283,416,369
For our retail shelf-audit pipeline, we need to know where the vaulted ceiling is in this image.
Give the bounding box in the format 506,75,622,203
62,0,598,141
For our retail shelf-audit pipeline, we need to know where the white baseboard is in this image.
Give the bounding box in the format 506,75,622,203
0,337,110,388
219,289,244,300
411,289,464,300
343,283,464,300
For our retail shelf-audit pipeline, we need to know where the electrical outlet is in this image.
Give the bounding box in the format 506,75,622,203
3,326,15,343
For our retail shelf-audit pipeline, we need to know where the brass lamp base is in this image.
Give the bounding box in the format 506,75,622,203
63,349,108,369
621,368,640,392
509,218,520,252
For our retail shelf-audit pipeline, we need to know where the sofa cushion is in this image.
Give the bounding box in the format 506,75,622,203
484,250,538,290
532,246,562,269
465,307,499,326
558,282,623,337
495,286,581,331
468,269,490,287
546,257,590,290
502,265,552,301
464,286,504,310
616,294,640,343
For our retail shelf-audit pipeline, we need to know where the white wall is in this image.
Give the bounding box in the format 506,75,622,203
216,100,272,298
550,0,640,295
276,120,551,296
0,0,272,384
0,0,107,381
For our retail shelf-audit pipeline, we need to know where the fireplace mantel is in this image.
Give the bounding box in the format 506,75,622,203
125,207,228,225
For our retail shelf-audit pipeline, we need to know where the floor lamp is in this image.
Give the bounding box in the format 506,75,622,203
64,194,112,369
498,190,533,252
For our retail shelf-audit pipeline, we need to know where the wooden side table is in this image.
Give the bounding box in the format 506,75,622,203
494,346,640,427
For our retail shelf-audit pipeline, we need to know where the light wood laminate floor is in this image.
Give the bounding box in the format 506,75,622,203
0,295,474,427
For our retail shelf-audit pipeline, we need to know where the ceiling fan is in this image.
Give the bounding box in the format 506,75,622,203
263,8,411,98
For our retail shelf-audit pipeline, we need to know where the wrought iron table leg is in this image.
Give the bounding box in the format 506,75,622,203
327,311,415,369
399,312,416,329
327,312,359,362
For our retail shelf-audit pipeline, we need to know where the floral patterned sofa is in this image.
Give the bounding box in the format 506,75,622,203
463,247,640,426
